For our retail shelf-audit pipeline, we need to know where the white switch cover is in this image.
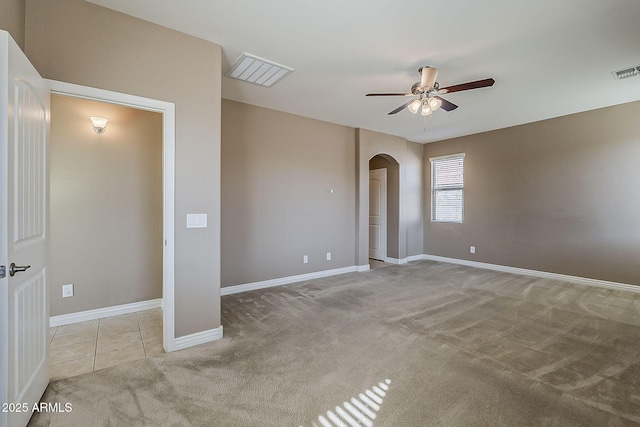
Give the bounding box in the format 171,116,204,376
326,252,332,261
62,284,74,298
303,255,309,264
187,214,208,228
470,246,476,254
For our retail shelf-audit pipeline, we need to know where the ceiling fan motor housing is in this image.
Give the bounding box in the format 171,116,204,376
418,66,439,90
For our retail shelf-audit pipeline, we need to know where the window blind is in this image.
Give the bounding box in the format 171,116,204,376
431,154,464,222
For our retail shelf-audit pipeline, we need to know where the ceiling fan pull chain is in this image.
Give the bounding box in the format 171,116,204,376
423,114,432,132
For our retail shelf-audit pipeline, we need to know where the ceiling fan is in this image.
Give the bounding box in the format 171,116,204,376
366,66,495,116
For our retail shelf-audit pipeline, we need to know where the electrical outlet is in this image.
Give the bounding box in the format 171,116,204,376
470,246,476,254
303,255,309,264
62,284,74,298
326,252,332,261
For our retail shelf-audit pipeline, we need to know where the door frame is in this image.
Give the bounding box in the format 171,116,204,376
45,80,177,351
369,168,387,261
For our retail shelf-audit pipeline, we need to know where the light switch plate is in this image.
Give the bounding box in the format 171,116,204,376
62,284,74,298
187,213,208,228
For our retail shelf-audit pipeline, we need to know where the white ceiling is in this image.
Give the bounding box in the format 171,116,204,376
88,0,640,143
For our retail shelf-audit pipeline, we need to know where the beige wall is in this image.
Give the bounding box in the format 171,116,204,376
405,141,424,256
356,129,424,266
50,95,162,316
26,0,222,337
423,100,640,286
221,100,356,286
0,0,25,50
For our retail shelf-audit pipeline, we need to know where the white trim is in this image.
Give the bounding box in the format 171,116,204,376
172,326,223,352
421,254,640,293
385,257,408,265
221,266,364,296
45,79,177,351
356,264,371,272
50,299,162,327
428,153,466,162
406,254,425,262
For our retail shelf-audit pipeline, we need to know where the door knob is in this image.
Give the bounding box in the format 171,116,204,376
9,263,31,277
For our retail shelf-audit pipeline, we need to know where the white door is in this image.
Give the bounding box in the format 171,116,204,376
368,168,387,261
1,31,50,427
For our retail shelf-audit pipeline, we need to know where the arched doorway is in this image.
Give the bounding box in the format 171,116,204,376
369,154,400,265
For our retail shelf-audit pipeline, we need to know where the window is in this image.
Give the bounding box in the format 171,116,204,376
430,154,464,223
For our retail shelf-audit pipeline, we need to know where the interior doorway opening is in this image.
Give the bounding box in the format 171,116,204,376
49,95,163,317
46,80,177,352
368,154,400,265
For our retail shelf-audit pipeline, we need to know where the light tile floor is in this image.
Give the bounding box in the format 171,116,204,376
369,259,391,269
48,308,164,381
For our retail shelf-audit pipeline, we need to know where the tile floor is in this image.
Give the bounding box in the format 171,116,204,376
48,308,164,381
369,259,391,269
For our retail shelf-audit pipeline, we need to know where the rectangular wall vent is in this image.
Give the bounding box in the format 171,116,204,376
611,65,640,80
225,53,293,87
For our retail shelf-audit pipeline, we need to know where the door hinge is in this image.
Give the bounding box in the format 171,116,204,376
0,265,6,279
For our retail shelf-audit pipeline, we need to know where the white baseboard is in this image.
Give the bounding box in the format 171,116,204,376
421,254,640,293
221,265,365,296
356,264,370,272
171,326,223,352
50,298,163,327
406,254,425,262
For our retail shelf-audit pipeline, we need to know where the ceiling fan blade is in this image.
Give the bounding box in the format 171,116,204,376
439,78,495,94
366,93,413,97
388,100,414,115
419,66,439,90
436,96,458,112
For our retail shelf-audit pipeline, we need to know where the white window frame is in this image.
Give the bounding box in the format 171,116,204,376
430,153,465,223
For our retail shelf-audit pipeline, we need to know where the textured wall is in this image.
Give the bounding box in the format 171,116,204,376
26,0,222,337
423,100,640,285
0,0,25,49
50,95,162,316
405,141,424,257
221,100,356,286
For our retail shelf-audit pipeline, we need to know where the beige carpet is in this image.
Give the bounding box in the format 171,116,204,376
29,261,640,426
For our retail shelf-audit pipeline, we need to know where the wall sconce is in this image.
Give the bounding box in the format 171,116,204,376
90,116,109,134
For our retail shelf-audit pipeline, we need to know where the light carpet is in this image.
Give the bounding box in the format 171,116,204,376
29,260,640,426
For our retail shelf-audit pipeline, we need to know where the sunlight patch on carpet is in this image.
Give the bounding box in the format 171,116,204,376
304,379,391,427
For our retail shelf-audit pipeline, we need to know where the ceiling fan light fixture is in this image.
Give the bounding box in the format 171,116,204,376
367,68,494,116
408,99,421,114
428,97,442,111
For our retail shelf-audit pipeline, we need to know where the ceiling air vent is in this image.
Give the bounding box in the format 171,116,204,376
611,65,640,80
225,53,293,87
